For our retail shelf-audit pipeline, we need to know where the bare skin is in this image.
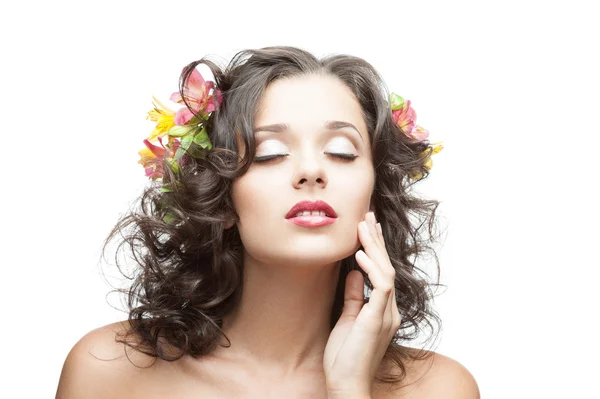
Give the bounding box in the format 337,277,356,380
56,75,480,398
56,321,479,398
224,74,377,388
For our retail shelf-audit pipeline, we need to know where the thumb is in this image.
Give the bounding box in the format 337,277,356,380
341,270,365,320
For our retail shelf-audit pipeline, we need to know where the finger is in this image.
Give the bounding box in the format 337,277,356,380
375,221,391,260
387,279,401,334
366,212,384,249
369,212,389,258
359,219,393,279
379,269,396,329
376,222,384,244
358,215,397,327
355,250,393,319
358,219,396,315
365,214,398,332
390,283,401,331
359,220,385,266
340,270,365,320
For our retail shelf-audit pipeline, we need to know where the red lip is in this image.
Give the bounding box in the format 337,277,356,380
285,200,337,219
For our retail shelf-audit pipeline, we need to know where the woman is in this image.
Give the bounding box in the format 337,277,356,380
56,46,479,398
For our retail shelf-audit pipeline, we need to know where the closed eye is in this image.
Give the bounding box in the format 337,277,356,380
254,154,289,163
254,153,358,163
326,152,358,161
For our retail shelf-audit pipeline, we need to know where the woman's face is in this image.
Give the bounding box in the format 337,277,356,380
231,73,375,266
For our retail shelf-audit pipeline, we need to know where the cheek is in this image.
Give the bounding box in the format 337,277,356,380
332,166,375,209
231,172,287,261
231,171,280,223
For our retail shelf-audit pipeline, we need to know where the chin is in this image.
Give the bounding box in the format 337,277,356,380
239,222,362,267
248,238,359,268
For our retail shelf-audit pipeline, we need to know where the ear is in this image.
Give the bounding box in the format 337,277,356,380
224,220,235,229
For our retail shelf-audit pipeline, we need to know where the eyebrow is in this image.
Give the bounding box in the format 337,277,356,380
253,120,364,142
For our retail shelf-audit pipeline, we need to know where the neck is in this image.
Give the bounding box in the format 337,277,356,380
216,250,341,375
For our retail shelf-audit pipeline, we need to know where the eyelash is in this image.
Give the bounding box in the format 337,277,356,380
254,153,358,163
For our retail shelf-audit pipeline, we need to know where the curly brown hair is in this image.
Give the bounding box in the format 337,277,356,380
102,45,443,386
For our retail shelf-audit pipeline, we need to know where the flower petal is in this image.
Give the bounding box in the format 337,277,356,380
409,125,430,141
205,100,217,113
148,116,175,141
186,68,207,93
142,139,166,157
170,89,200,105
170,91,183,104
205,89,223,113
174,107,195,125
151,96,175,115
138,147,155,166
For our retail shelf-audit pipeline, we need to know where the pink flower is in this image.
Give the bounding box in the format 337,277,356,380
392,100,429,142
170,68,223,125
410,125,430,141
137,137,180,179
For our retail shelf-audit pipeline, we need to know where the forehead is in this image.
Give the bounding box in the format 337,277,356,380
255,73,367,135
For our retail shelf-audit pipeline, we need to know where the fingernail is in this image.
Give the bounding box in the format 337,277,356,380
376,223,382,235
369,212,376,223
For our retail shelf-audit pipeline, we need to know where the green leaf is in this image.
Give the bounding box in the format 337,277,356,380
163,211,177,225
160,186,173,193
192,127,212,149
187,114,204,125
181,132,194,150
186,144,205,159
173,134,193,162
173,146,185,161
390,93,406,111
166,157,180,174
168,125,194,137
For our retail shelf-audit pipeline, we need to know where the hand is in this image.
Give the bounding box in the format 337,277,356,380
323,212,401,398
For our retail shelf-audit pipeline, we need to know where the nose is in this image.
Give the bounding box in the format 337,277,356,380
292,152,328,189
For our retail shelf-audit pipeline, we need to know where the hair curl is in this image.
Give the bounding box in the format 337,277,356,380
102,46,443,387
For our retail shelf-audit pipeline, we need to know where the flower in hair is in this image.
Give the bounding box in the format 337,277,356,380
138,68,222,188
408,144,443,180
390,92,443,179
138,137,180,180
170,68,223,125
390,93,430,141
146,97,176,141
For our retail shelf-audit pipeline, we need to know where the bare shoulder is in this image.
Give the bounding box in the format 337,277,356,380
415,351,480,398
375,348,480,399
55,320,159,399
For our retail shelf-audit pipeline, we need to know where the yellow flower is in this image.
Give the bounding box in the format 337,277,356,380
409,143,443,180
430,143,443,157
146,96,176,141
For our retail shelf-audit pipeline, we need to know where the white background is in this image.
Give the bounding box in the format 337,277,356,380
2,0,598,397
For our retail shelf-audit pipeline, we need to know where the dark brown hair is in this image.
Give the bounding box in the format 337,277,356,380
103,46,442,387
